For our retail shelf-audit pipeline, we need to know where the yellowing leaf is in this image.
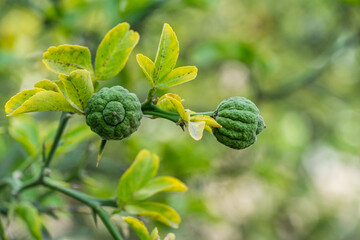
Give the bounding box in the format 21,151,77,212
122,217,149,240
204,125,213,134
157,94,189,122
117,150,159,208
190,115,221,135
5,88,81,116
59,69,94,111
136,54,155,87
125,202,181,228
15,203,42,240
188,121,206,141
153,23,179,83
156,66,198,90
190,115,221,128
134,176,188,201
34,79,60,92
95,22,139,80
5,89,43,115
43,45,93,76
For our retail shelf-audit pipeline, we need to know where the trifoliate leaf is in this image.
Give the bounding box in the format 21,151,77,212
95,22,139,80
42,45,93,76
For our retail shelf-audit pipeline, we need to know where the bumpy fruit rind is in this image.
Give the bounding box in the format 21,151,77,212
212,97,264,149
85,86,142,140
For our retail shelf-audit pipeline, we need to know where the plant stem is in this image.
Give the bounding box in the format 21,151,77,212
15,111,124,240
44,112,71,168
42,178,123,240
141,100,214,123
141,100,181,123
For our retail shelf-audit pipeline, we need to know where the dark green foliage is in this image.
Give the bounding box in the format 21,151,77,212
85,86,142,140
212,97,264,149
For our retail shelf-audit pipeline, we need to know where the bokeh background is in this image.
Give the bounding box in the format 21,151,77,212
1,0,360,239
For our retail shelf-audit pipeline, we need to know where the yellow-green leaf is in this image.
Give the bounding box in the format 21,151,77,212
153,24,179,83
122,216,150,240
59,69,94,111
117,150,159,208
125,202,181,228
34,79,60,92
0,216,6,240
136,54,155,87
150,228,160,240
156,66,198,90
42,45,93,76
5,88,81,116
15,203,42,240
188,121,206,141
95,22,139,80
134,176,188,201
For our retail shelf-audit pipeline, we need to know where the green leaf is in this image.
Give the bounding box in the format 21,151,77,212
156,66,198,90
95,22,139,80
42,45,93,76
153,23,179,83
136,54,155,87
134,176,188,201
56,123,95,155
59,69,94,111
15,203,42,240
5,88,82,116
122,216,150,240
117,150,159,207
8,116,40,155
0,215,7,240
125,202,181,228
34,79,61,92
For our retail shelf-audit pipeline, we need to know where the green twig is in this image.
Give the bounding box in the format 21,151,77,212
44,112,72,168
42,178,122,240
141,100,180,123
141,100,214,123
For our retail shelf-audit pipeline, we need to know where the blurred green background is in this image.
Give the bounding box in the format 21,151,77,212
1,0,360,239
